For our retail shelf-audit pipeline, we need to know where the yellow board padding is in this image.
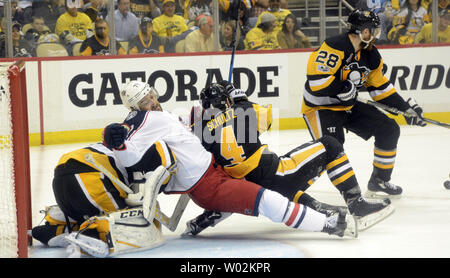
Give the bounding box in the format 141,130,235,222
28,112,450,146
29,128,102,146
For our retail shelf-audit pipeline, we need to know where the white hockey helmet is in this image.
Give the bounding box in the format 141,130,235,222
120,80,158,111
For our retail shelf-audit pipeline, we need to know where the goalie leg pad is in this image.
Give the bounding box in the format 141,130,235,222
69,207,165,257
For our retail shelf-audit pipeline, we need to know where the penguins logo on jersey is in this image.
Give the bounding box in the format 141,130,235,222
342,62,370,87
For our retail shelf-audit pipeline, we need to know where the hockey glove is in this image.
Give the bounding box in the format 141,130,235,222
404,98,426,126
218,80,247,100
337,80,357,103
102,123,129,150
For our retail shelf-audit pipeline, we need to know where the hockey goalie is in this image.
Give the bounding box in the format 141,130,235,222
31,141,186,257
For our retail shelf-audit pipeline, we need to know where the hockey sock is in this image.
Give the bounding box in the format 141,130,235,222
326,153,362,206
372,147,396,181
257,189,326,232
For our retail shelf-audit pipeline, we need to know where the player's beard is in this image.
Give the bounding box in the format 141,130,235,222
151,102,162,111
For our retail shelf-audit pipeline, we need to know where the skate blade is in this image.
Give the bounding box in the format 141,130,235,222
344,215,358,238
364,190,402,200
355,204,395,232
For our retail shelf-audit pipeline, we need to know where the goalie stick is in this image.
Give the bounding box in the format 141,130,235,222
84,153,189,232
357,97,450,129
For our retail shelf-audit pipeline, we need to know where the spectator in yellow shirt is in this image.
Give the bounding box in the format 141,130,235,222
56,0,94,47
152,0,188,38
184,14,219,52
244,12,280,50
255,0,292,33
415,8,450,43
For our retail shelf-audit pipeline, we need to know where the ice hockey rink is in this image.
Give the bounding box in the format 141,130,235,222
29,125,450,258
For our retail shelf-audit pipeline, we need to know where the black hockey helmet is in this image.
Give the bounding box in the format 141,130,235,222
347,9,380,34
200,83,229,110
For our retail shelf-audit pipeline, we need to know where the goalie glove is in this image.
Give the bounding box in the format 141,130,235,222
404,98,426,127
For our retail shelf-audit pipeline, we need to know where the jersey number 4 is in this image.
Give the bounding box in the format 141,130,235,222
220,126,246,165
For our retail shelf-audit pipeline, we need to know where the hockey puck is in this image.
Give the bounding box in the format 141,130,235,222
444,181,450,189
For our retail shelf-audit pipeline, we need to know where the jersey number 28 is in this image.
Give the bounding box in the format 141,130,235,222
315,50,339,68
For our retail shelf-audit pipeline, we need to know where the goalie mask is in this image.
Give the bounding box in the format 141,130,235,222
347,9,381,48
199,83,230,110
120,80,160,111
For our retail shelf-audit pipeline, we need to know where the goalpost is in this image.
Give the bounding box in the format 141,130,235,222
0,60,32,258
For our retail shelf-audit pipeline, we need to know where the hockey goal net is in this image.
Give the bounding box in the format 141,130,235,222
0,61,31,258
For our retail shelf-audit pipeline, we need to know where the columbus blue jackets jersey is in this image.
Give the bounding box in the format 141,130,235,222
114,110,212,193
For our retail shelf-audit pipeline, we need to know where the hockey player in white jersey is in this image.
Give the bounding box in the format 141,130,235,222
60,80,358,257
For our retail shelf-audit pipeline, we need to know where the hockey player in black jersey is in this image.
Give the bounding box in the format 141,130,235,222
184,81,393,236
301,9,427,199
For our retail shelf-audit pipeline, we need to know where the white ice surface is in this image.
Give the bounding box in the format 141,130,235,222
29,125,450,258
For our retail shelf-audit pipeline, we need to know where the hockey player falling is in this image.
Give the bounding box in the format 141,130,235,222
183,81,393,236
33,81,359,258
301,9,427,199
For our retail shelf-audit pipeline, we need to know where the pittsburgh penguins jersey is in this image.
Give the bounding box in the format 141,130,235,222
301,32,409,114
56,142,130,198
79,35,127,56
192,100,272,179
128,31,164,54
114,110,212,193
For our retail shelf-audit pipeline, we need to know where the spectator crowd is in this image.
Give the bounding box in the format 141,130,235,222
0,0,448,58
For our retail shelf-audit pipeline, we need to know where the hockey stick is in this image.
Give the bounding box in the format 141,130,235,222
227,2,241,82
84,153,189,232
357,97,450,129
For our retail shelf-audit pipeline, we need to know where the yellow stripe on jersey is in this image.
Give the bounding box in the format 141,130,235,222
307,42,345,76
370,85,396,101
366,59,397,101
154,141,177,184
77,172,119,213
155,141,168,168
301,98,354,114
57,148,128,198
253,103,272,134
223,145,268,179
277,144,325,175
308,75,336,92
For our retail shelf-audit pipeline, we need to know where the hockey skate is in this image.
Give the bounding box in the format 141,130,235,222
348,196,394,231
322,207,358,238
309,199,349,215
182,210,232,236
31,223,71,247
365,176,403,199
